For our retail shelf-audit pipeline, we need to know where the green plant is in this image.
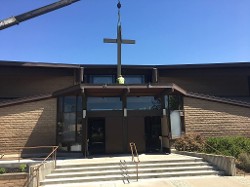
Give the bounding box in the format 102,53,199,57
19,164,27,172
174,134,205,152
0,167,6,174
205,136,250,158
237,153,250,172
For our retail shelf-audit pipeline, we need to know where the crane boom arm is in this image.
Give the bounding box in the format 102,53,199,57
0,0,80,30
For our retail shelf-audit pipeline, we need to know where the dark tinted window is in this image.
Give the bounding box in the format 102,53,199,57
89,75,114,84
87,97,122,111
165,95,182,110
123,75,145,84
127,96,161,110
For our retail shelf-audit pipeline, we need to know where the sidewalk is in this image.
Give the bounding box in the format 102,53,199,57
43,176,250,187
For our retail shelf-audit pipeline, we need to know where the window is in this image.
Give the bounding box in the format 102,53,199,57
89,75,114,84
88,75,145,84
123,75,145,84
57,96,83,152
127,96,161,110
87,97,122,111
165,95,182,110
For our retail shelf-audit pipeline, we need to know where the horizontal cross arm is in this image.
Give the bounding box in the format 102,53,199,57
103,38,117,43
122,39,136,44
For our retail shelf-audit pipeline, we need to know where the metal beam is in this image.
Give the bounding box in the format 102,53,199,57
0,0,80,30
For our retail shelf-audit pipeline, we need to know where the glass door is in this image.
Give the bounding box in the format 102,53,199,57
88,118,105,155
145,116,161,152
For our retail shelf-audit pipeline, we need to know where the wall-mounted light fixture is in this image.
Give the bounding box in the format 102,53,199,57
162,109,166,116
124,108,127,117
82,109,86,118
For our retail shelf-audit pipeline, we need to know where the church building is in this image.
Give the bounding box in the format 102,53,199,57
0,60,249,156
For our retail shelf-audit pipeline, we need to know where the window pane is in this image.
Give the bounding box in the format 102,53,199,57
124,75,144,84
62,113,76,142
64,96,76,112
87,97,122,111
77,96,82,112
169,95,180,110
92,75,113,84
164,96,169,109
127,96,161,110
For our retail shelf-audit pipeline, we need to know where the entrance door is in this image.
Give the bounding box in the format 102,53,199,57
145,116,161,153
88,118,105,154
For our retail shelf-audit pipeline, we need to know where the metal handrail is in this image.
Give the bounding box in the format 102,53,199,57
120,160,129,184
0,145,58,187
34,146,59,186
129,142,140,181
1,146,59,159
203,142,224,155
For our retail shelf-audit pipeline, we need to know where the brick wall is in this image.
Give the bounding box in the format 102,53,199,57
0,173,28,187
183,97,250,137
0,99,57,154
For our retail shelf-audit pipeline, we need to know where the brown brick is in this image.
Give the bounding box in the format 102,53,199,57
183,97,250,137
0,99,57,154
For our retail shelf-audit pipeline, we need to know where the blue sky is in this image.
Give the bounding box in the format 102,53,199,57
0,0,250,65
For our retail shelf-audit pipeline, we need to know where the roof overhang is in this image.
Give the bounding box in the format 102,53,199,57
53,83,187,97
1,83,249,109
0,60,80,69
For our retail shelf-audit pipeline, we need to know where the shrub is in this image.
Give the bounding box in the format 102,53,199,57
0,167,6,174
19,164,27,172
237,153,250,172
174,134,205,152
205,136,250,158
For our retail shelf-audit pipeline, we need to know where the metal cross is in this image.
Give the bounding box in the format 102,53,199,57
103,2,135,78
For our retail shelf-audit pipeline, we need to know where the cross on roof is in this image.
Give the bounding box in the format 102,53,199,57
103,1,135,79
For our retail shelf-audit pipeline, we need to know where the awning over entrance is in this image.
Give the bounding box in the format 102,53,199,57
53,83,187,97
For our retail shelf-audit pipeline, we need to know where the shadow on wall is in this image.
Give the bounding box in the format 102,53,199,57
0,99,57,156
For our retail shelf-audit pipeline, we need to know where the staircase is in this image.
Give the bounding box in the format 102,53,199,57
40,154,224,186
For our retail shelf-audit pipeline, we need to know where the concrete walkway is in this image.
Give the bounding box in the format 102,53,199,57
43,176,250,187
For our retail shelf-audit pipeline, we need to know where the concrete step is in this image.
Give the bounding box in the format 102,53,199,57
40,155,224,186
46,165,216,179
53,161,210,173
40,170,222,186
56,158,204,168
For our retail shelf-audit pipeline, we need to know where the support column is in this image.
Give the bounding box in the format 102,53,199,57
82,94,88,157
122,95,128,152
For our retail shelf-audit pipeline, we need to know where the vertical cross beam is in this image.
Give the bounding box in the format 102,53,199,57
104,25,135,78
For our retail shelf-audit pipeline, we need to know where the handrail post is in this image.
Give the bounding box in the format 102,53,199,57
136,162,138,181
54,147,57,168
36,167,39,187
129,142,140,181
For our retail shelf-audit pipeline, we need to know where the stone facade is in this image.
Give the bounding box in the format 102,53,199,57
0,99,57,154
184,97,250,137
